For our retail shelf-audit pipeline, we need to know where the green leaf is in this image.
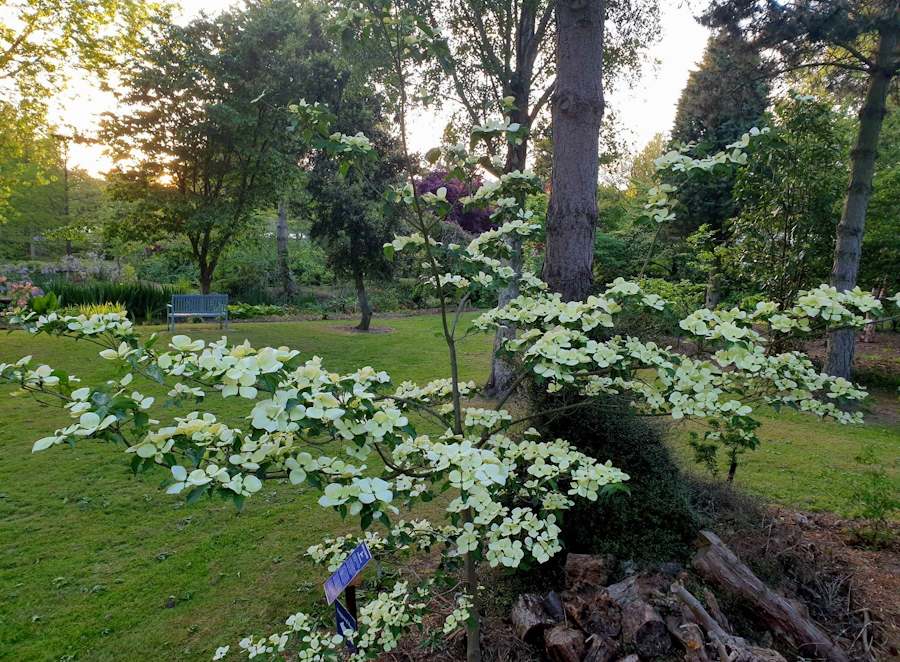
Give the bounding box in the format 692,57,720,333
186,486,207,505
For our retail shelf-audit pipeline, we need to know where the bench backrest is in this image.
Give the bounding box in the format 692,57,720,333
171,294,228,314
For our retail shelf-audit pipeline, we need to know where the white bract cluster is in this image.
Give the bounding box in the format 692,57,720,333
644,127,770,224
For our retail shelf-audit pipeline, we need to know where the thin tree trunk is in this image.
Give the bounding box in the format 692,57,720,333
825,26,897,378
354,268,372,331
199,268,213,295
727,453,738,483
705,256,721,309
485,239,522,396
276,198,297,300
542,0,605,301
485,69,531,397
463,510,481,662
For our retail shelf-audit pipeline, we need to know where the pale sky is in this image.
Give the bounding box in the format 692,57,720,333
51,1,709,177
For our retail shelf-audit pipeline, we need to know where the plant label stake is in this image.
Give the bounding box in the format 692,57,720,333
324,541,371,649
334,598,358,653
324,541,372,605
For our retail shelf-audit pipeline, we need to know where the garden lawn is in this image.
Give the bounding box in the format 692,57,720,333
1,314,897,660
0,316,490,662
667,398,899,515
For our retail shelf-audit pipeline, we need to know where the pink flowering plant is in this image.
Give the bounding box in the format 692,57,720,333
0,276,44,310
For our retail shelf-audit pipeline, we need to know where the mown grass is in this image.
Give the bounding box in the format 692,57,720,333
668,400,899,515
1,316,897,660
0,316,490,662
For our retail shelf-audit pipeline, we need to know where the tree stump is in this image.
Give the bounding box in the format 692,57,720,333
545,624,586,662
511,593,557,645
565,552,615,589
583,634,618,662
563,589,621,639
621,599,672,658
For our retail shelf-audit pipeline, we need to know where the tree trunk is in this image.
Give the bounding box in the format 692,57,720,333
464,538,481,662
861,284,881,343
484,238,522,396
199,266,213,294
542,0,605,302
276,198,297,300
825,26,897,379
485,53,533,398
704,258,721,309
354,268,372,331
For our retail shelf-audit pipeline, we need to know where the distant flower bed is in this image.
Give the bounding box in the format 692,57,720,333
38,279,187,323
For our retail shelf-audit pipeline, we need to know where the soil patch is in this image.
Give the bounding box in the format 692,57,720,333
230,307,482,324
330,325,395,335
806,331,900,389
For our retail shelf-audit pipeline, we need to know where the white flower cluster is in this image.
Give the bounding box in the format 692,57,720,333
645,127,769,223
231,579,432,661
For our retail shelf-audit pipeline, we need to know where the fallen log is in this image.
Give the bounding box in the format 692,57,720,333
563,589,621,639
583,635,618,662
621,598,672,658
692,531,849,662
703,588,731,633
543,591,566,622
565,553,615,589
672,582,787,662
606,574,672,658
666,613,710,662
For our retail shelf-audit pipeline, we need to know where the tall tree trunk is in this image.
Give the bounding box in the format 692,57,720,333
484,30,534,398
354,268,372,331
276,198,297,300
542,0,605,301
825,26,897,378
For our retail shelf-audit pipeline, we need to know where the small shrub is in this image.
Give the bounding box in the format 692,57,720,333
227,303,288,319
67,302,128,317
0,276,44,309
530,388,698,563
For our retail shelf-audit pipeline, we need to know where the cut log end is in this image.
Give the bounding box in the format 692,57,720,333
544,624,586,662
511,593,557,645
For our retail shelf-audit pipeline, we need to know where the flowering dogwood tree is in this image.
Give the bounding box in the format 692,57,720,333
3,12,898,662
2,178,894,659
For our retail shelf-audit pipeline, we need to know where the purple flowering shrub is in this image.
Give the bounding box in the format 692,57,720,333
416,169,494,234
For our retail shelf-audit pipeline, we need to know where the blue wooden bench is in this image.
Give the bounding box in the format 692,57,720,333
167,294,229,331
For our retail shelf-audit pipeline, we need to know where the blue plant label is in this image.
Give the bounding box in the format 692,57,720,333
334,599,358,652
324,541,372,604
